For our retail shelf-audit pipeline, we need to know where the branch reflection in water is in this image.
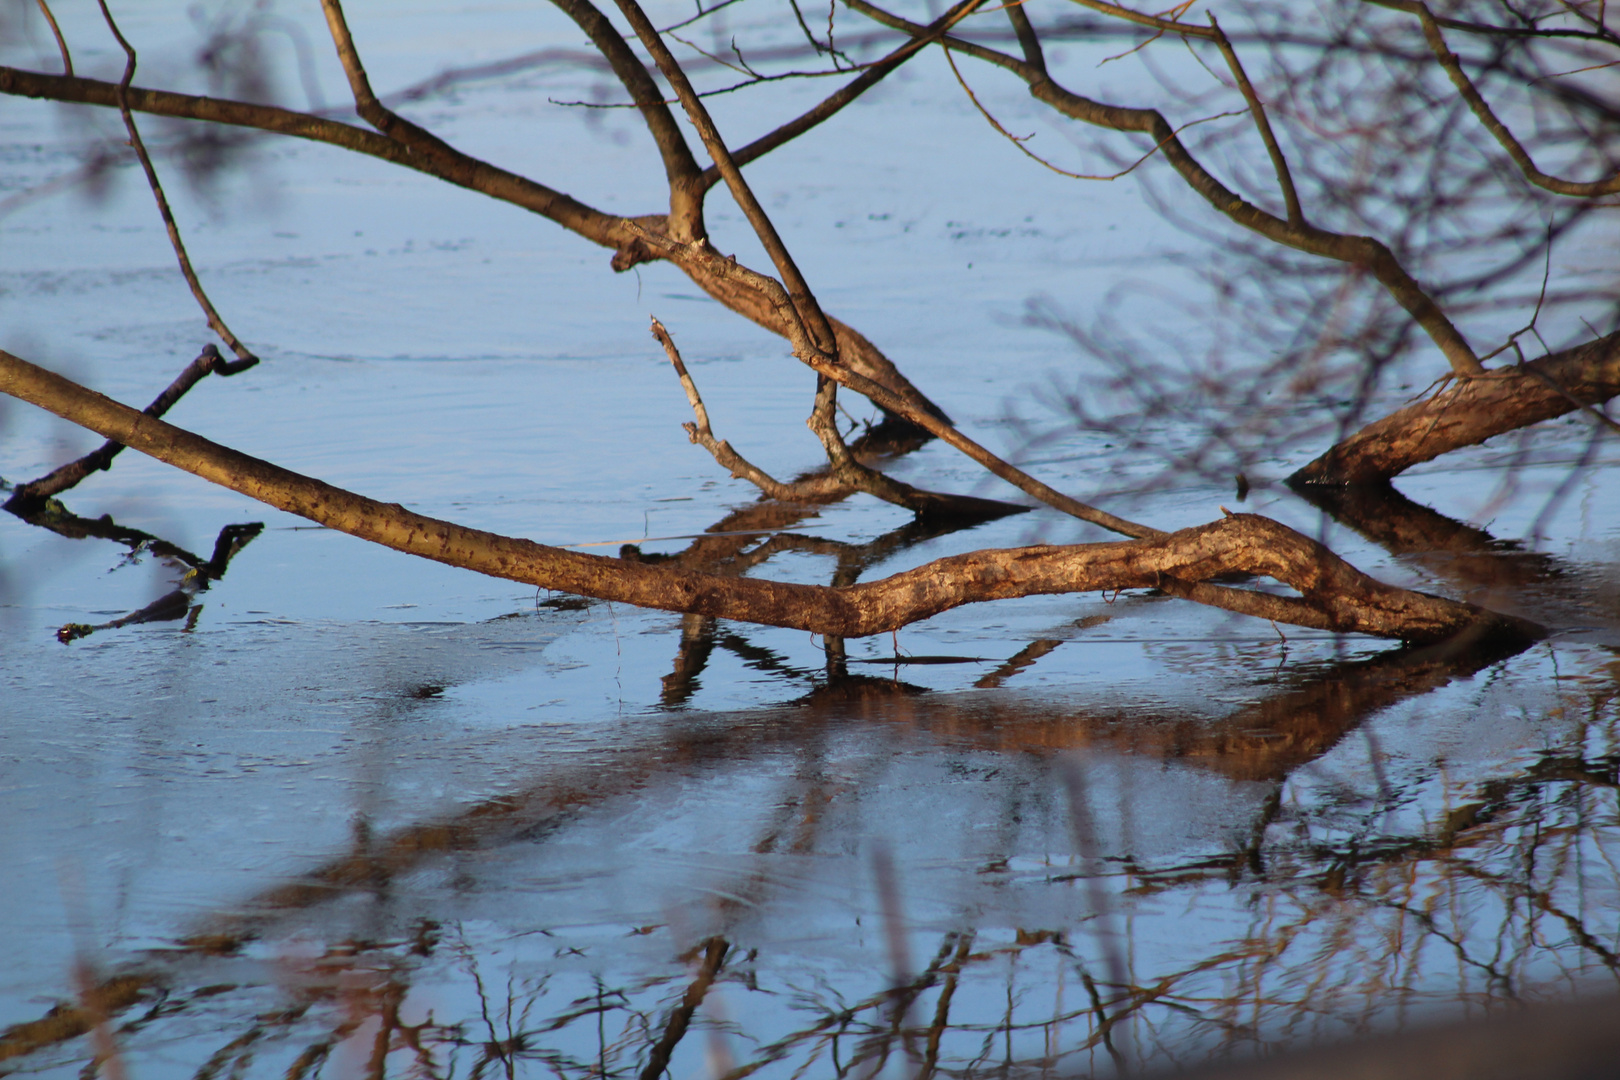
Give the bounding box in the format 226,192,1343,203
5,372,1618,1076
5,612,1616,1077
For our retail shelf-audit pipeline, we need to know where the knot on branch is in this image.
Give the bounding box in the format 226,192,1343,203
611,237,661,272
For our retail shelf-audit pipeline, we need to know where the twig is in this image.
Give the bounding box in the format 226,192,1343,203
659,0,747,33
650,317,1024,518
699,0,990,190
95,0,258,371
652,316,806,499
943,45,1243,181
1065,0,1216,40
1412,2,1620,196
4,345,230,508
1208,13,1304,226
36,0,73,76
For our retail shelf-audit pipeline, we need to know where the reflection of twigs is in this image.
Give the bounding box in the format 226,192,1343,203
94,1,259,371
974,638,1064,688
916,933,973,1080
51,521,263,643
1060,762,1132,1075
639,938,729,1080
35,0,73,76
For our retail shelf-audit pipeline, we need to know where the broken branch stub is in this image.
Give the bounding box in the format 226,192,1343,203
0,349,1539,645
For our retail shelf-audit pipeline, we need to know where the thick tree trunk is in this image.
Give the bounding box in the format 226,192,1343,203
1291,331,1620,485
1,349,1538,644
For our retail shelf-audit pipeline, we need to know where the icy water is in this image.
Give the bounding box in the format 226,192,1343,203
3,2,1620,1077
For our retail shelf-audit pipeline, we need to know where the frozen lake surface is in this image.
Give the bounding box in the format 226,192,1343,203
3,1,1619,1076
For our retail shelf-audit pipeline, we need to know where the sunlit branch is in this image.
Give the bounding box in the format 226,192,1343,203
611,0,842,357
550,0,708,235
651,317,1025,518
4,345,234,508
0,65,635,249
1063,0,1217,40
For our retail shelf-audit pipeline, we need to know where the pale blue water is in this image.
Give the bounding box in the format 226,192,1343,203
3,1,1618,1076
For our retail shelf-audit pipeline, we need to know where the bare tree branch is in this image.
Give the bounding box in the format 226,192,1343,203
0,65,636,249
1412,2,1620,196
698,0,991,191
844,0,1488,377
550,0,709,236
0,349,1539,643
96,0,258,369
1292,329,1620,484
612,0,840,355
3,344,230,509
35,0,73,76
1208,12,1305,226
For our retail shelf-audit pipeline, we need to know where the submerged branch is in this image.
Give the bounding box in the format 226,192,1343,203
1292,329,1620,485
0,349,1539,644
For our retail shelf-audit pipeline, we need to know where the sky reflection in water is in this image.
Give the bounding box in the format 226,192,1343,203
2,1,1619,1076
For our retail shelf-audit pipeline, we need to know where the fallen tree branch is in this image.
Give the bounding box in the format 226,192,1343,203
0,349,1540,644
4,344,229,509
1291,329,1620,485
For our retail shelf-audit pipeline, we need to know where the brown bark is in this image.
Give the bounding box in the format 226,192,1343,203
636,227,1162,537
652,316,1016,519
1290,330,1620,485
4,344,228,509
0,349,1539,645
1412,3,1620,198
